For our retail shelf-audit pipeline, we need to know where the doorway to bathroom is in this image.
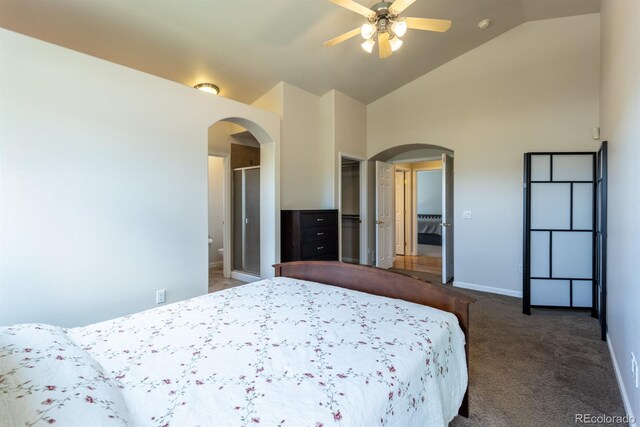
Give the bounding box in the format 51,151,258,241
208,119,267,293
208,154,233,292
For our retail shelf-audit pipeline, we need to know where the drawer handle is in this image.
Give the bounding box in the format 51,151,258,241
317,246,324,250
317,232,324,236
317,218,324,222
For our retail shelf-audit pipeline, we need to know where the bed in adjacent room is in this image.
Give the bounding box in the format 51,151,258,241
418,214,443,246
0,262,474,426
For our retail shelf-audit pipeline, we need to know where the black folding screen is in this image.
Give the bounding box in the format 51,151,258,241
523,152,597,315
595,142,608,340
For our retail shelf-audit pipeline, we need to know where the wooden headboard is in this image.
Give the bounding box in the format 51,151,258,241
273,261,475,418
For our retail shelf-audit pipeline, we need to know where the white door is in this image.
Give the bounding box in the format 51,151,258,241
442,154,454,283
395,171,405,255
376,161,394,269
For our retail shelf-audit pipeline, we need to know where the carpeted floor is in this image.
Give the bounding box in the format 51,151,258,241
393,271,626,426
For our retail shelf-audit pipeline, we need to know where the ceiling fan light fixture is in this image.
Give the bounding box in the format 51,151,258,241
194,83,219,95
361,38,376,53
389,36,403,51
361,22,376,39
391,19,407,37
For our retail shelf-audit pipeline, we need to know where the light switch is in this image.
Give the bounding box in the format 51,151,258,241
463,210,472,219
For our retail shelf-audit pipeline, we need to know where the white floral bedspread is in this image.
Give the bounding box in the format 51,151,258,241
1,277,467,426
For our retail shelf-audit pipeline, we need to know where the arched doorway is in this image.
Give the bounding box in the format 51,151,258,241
369,144,454,284
207,116,279,291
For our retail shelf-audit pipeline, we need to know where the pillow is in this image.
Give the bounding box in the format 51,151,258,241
0,323,130,426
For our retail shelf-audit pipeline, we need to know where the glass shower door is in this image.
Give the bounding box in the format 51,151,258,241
232,167,260,276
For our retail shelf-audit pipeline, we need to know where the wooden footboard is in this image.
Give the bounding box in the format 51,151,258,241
273,261,476,418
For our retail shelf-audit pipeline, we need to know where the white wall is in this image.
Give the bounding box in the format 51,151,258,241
331,90,368,262
417,170,442,215
0,28,280,327
367,14,600,296
600,1,640,422
207,156,224,266
281,83,333,209
249,82,337,210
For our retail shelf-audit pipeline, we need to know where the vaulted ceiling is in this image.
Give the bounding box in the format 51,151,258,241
0,0,600,104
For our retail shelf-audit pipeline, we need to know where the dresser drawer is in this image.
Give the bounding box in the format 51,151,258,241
301,226,337,243
301,241,336,258
301,212,337,228
281,210,338,262
305,252,339,261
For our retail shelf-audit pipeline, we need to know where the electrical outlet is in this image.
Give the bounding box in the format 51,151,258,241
463,210,472,219
156,289,166,304
632,353,638,388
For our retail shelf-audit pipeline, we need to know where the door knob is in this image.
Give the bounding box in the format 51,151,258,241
376,220,384,225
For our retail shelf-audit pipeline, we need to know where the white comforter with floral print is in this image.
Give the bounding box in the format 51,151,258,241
1,277,467,426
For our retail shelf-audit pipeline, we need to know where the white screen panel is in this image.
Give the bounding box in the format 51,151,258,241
531,183,570,229
530,231,550,278
573,183,593,230
553,155,593,181
531,280,570,306
552,231,592,279
531,155,551,181
572,280,593,307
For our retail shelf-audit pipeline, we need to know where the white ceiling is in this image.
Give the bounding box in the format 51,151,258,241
0,0,600,104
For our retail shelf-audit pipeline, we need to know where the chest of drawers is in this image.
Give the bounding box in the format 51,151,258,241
281,210,339,262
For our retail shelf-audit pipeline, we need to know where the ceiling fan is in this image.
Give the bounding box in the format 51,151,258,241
324,0,452,59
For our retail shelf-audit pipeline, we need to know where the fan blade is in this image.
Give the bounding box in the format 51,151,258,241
329,0,375,18
405,17,452,32
324,27,361,47
378,32,392,58
389,0,416,15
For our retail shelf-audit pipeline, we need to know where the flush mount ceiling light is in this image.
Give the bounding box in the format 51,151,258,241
194,83,220,95
324,0,452,59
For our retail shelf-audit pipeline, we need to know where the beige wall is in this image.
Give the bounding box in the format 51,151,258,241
368,14,600,296
252,84,367,214
0,28,280,327
395,160,442,171
600,1,640,421
281,83,333,209
251,82,339,210
207,156,224,265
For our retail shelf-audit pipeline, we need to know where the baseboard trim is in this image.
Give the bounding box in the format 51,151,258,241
209,261,223,269
453,281,523,298
231,270,260,283
607,333,637,427
341,257,359,264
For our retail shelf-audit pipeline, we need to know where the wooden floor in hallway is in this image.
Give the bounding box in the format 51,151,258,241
393,254,441,275
392,244,443,283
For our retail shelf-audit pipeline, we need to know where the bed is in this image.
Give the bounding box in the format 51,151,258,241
0,261,475,426
417,215,442,246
